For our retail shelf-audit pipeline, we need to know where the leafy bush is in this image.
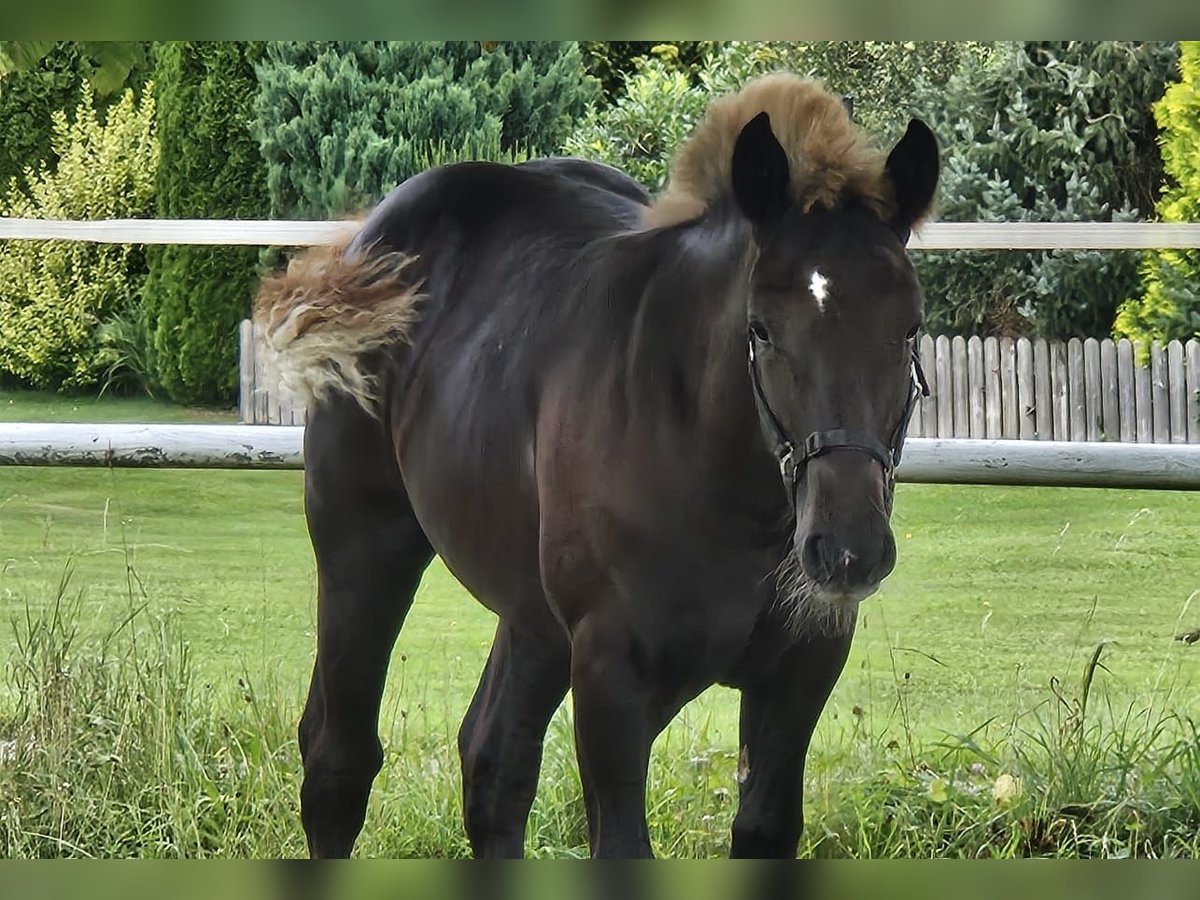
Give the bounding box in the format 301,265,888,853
253,41,598,219
563,50,708,192
1115,42,1200,345
140,42,270,406
912,42,1179,339
579,41,715,100
0,42,150,190
0,82,157,391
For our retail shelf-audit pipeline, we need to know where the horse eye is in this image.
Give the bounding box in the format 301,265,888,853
749,321,771,344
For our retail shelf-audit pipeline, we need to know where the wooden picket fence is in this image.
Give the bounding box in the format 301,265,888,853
239,321,1200,442
239,321,308,426
908,335,1200,443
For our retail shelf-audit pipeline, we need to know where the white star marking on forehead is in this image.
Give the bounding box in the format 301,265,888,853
809,269,830,311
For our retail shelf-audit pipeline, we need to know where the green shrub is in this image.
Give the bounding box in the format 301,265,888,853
562,49,708,193
912,42,1179,339
0,42,150,191
253,41,598,219
1115,41,1200,345
141,42,269,406
0,82,157,391
579,41,715,100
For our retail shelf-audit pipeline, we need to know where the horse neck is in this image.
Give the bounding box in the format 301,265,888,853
628,214,782,497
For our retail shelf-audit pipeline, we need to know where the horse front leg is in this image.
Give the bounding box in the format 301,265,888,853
729,632,853,858
568,616,682,858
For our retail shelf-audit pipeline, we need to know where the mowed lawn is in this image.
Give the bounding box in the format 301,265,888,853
2,388,1197,754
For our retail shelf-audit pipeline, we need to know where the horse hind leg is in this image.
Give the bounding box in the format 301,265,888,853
297,399,433,858
457,618,571,857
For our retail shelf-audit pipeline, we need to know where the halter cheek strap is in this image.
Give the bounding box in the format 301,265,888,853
747,336,929,499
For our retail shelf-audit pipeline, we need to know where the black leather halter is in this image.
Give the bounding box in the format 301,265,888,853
748,335,930,498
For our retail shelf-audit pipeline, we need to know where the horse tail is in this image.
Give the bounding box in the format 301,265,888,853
252,234,422,417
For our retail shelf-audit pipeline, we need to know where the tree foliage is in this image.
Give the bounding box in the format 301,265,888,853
563,50,709,193
253,41,599,219
0,42,150,192
141,42,269,405
579,41,714,100
0,41,148,95
0,83,157,390
912,41,1179,339
1115,42,1200,345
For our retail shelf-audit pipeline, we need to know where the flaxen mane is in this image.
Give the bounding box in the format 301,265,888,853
646,73,894,229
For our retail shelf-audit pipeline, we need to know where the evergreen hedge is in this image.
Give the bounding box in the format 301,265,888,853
141,41,269,405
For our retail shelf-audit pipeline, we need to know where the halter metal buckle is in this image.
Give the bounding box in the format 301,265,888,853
778,442,795,482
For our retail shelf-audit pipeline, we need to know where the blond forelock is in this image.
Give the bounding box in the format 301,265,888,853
645,74,894,229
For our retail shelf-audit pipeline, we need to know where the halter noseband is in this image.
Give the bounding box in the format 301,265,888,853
747,335,930,498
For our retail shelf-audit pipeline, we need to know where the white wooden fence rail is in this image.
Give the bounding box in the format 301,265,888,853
4,218,1200,249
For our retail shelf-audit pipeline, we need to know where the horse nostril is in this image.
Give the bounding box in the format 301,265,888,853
800,535,870,587
800,533,828,583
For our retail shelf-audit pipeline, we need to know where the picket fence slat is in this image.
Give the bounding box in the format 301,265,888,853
1117,340,1136,443
999,338,1017,439
1066,339,1084,441
1188,340,1200,444
1135,342,1153,442
936,335,954,438
1151,342,1170,443
1168,340,1186,443
920,335,938,438
1084,338,1101,442
1100,339,1118,442
238,320,254,427
1015,338,1034,439
968,336,985,439
1033,339,1051,440
1051,342,1069,441
949,337,967,438
984,337,1001,439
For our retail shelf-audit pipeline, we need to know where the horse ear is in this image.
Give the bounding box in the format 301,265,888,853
885,118,939,230
731,111,790,227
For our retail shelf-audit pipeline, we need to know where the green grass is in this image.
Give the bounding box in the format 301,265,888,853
1,389,1198,857
0,388,237,424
